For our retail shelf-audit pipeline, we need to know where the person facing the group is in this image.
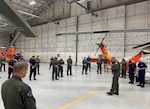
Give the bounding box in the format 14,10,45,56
29,56,36,80
97,58,103,74
82,57,87,75
67,56,73,76
128,60,136,84
1,61,36,109
120,58,127,78
36,56,40,75
137,59,147,88
107,57,120,95
58,58,64,77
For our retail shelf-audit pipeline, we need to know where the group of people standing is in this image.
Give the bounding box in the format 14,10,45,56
82,56,109,75
49,56,73,81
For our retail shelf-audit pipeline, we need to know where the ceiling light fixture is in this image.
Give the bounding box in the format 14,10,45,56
29,1,36,5
18,10,41,18
77,0,90,3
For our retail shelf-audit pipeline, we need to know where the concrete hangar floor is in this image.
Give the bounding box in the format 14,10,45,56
0,63,150,109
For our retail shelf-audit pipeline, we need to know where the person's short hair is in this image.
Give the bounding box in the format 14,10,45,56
13,61,28,73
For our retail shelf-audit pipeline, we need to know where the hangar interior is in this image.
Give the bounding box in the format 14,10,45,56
0,0,149,63
0,0,150,109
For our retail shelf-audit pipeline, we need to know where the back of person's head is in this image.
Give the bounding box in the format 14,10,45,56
13,61,28,74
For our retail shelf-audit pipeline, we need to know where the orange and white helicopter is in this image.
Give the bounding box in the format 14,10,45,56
56,29,150,80
0,47,17,62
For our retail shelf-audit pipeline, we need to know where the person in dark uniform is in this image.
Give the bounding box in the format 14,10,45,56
82,57,87,75
103,57,108,73
97,58,103,74
52,57,59,81
36,56,40,75
8,59,15,79
86,56,91,72
67,56,73,76
58,58,64,77
14,53,21,61
1,61,36,109
120,58,127,78
49,56,54,70
107,57,120,95
137,59,147,88
128,60,136,84
1,56,6,72
29,56,36,80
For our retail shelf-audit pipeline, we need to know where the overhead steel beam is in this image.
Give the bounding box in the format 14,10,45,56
72,0,98,17
56,29,150,36
0,0,37,37
10,31,20,46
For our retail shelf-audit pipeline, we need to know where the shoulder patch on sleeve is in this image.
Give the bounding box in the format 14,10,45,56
27,89,33,97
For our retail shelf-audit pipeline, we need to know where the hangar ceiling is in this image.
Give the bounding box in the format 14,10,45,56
0,0,56,37
0,0,146,38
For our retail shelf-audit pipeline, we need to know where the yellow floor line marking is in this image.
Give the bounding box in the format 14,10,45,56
120,94,150,103
59,90,150,109
59,90,101,109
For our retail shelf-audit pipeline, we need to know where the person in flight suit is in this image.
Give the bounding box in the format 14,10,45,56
36,56,40,75
67,56,73,76
1,61,36,109
52,57,59,81
82,57,88,75
86,56,91,72
8,58,16,79
58,58,64,77
103,57,108,73
107,57,120,95
97,58,103,74
29,56,36,80
1,56,6,72
120,58,127,78
137,59,147,88
49,56,54,70
128,60,136,84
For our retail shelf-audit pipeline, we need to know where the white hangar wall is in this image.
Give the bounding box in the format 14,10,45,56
15,1,150,64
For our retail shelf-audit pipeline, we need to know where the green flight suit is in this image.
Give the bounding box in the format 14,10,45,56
110,61,120,94
36,58,40,67
1,75,36,109
121,60,127,78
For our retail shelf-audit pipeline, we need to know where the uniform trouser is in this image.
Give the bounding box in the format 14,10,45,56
29,66,36,79
8,68,13,78
67,65,72,75
129,72,134,83
52,67,58,79
138,72,145,85
82,65,87,74
104,64,108,73
58,66,63,77
49,63,52,70
97,65,102,74
1,64,5,71
87,63,91,72
36,66,39,74
121,68,126,78
110,75,119,94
